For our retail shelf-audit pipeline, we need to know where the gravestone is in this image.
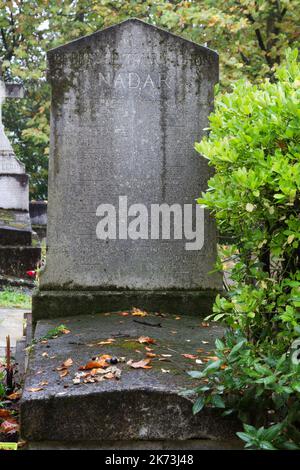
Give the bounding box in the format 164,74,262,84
21,20,240,450
33,18,221,321
0,65,41,277
29,200,48,241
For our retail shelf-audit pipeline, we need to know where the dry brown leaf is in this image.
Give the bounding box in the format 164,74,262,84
146,352,157,358
104,372,115,379
39,380,49,386
161,354,172,358
181,354,198,360
62,328,70,335
131,307,147,317
63,358,73,367
27,387,44,392
79,359,109,370
119,311,129,316
42,352,49,358
0,419,19,434
59,369,69,378
201,322,210,328
0,409,11,418
6,391,21,401
98,338,115,345
127,358,152,369
138,336,156,344
145,346,153,352
207,356,219,361
175,316,181,320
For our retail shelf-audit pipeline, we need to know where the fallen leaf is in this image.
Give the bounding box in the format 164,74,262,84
138,336,156,344
119,311,129,316
0,409,11,418
195,359,203,364
161,354,172,358
56,358,73,371
145,346,153,352
79,359,109,370
201,322,210,328
0,420,19,434
175,316,181,320
98,338,115,345
131,307,147,317
196,348,205,353
146,352,156,358
127,358,152,369
161,369,170,373
201,341,209,344
206,356,219,361
6,392,21,401
59,369,69,378
62,328,70,335
42,352,49,358
27,387,44,392
63,358,73,368
181,354,198,360
39,380,49,386
104,372,115,379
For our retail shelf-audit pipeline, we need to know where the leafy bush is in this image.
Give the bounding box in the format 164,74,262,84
192,49,300,449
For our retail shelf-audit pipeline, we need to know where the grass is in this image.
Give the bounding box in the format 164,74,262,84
0,289,31,309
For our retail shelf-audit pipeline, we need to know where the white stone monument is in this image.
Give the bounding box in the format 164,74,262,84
0,63,41,277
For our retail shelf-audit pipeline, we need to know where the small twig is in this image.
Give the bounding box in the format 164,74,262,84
133,319,162,327
5,335,14,393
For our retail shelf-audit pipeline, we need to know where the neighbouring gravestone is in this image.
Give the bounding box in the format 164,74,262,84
33,18,221,321
29,200,48,241
0,65,41,277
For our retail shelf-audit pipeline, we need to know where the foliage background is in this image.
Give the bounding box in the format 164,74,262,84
192,50,300,450
1,0,299,198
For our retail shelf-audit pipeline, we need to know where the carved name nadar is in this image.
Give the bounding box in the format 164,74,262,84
99,72,171,90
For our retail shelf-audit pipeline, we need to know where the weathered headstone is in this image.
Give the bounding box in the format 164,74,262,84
33,18,221,320
29,200,48,241
0,64,41,277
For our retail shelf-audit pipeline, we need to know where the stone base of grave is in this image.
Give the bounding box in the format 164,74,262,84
32,289,220,322
21,312,241,449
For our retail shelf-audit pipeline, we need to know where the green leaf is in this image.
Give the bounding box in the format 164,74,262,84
211,394,226,408
193,397,205,415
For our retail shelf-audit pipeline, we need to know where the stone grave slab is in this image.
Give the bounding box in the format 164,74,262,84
21,311,240,448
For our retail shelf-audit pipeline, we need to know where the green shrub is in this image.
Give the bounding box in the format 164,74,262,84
192,49,300,449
